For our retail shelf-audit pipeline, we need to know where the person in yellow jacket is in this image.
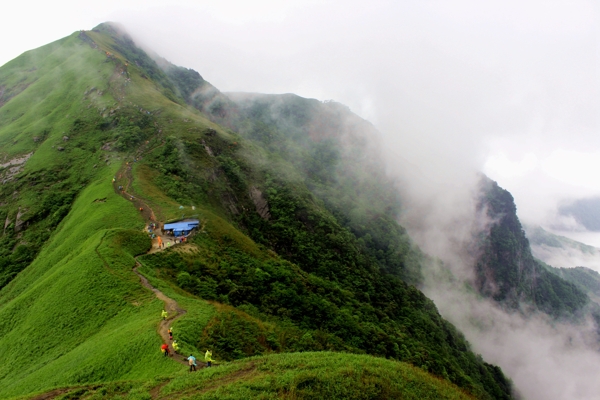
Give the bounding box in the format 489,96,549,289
205,349,213,367
161,310,168,320
172,340,179,353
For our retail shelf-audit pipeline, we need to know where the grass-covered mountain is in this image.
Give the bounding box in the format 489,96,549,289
0,23,515,399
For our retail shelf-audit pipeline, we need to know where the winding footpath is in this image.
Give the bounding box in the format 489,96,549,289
133,260,189,365
113,161,195,367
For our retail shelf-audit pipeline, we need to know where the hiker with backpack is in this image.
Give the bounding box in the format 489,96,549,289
187,354,197,372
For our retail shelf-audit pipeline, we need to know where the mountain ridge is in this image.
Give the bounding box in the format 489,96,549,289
0,22,545,399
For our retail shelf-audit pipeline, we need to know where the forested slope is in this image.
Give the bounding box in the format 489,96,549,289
0,23,512,399
477,178,590,317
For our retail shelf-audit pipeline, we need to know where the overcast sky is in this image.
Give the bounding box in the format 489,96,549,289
2,0,600,241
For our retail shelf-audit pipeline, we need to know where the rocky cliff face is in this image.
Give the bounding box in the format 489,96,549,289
476,177,589,317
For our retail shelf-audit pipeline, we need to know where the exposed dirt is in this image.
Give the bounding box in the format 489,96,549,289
28,385,100,400
158,363,258,399
133,261,188,366
112,154,204,369
116,160,157,223
28,388,72,400
196,363,257,393
149,381,170,399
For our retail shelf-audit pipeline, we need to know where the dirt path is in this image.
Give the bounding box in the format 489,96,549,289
111,156,207,369
133,260,189,366
113,143,176,254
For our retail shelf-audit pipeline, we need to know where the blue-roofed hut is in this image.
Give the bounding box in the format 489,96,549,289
163,219,199,237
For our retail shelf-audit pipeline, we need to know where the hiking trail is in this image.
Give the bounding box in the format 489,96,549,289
133,259,188,366
113,158,200,368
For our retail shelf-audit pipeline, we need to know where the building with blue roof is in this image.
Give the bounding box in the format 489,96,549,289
163,219,199,237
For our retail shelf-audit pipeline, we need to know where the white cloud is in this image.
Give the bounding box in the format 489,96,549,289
484,152,538,179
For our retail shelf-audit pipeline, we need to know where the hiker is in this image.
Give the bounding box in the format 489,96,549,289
205,350,213,367
161,309,168,320
188,354,197,372
172,340,179,353
168,327,173,341
161,343,170,357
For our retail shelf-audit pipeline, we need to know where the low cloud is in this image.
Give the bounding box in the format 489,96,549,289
428,281,600,400
531,243,600,270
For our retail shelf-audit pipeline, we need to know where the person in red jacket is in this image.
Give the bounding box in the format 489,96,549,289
161,343,170,357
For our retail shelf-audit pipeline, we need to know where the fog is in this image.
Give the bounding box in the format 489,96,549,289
426,278,600,400
3,2,599,228
110,1,600,242
530,240,600,270
4,1,600,398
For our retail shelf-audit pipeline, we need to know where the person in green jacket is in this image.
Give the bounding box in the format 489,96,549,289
205,349,213,367
161,310,168,320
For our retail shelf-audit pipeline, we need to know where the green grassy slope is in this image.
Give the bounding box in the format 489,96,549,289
0,24,512,399
0,30,191,397
0,171,183,398
19,352,475,400
0,31,115,288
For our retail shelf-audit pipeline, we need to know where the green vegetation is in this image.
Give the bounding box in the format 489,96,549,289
0,23,515,399
525,224,600,255
541,263,600,304
19,352,475,400
132,89,511,396
477,178,589,317
225,94,423,283
0,175,183,399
